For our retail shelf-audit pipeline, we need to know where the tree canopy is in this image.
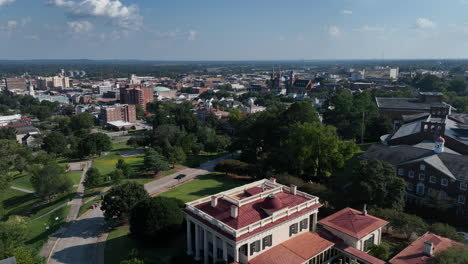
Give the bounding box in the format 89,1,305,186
129,197,184,241
101,182,149,223
42,131,68,156
29,162,73,201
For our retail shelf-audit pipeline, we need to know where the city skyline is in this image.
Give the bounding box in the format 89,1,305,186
2,0,468,60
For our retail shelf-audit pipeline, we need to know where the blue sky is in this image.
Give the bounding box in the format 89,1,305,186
1,0,468,60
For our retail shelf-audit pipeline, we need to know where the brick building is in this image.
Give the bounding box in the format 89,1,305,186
5,77,26,91
362,105,468,216
120,86,154,110
100,104,136,124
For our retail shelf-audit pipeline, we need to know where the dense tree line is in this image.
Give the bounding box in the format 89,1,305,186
0,94,61,121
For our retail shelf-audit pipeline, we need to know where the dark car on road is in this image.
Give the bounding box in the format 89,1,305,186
175,174,187,180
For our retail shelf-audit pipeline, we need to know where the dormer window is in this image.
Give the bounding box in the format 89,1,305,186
441,178,448,187
461,182,467,191
408,170,415,178
420,164,426,171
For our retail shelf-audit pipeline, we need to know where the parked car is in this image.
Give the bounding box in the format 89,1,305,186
175,174,187,180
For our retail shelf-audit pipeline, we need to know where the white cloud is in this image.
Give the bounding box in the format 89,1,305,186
416,18,436,29
0,18,30,33
341,10,352,15
67,20,93,34
0,0,15,7
187,30,197,41
49,0,143,30
328,25,341,37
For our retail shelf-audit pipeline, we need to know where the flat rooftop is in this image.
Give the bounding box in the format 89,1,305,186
184,179,321,240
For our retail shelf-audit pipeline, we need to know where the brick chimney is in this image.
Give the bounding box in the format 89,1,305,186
211,196,218,208
424,241,434,256
230,205,238,218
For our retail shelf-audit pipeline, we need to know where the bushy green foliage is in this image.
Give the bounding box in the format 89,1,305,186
215,159,256,177
29,162,73,201
0,219,27,259
143,148,170,173
42,131,68,155
350,160,406,210
101,182,150,223
368,244,390,260
84,167,105,187
76,133,112,158
370,208,428,239
429,223,464,242
430,245,468,264
129,197,184,241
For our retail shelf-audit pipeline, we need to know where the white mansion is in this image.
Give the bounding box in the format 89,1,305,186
183,178,388,264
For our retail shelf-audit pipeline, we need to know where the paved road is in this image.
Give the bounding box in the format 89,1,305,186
67,161,91,222
48,208,108,264
144,154,232,195
46,154,234,264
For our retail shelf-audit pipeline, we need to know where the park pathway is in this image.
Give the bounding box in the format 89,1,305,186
67,161,92,222
45,154,233,264
10,186,34,193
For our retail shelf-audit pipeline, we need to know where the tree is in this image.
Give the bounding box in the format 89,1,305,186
368,244,390,260
281,101,320,125
417,75,443,92
135,105,145,120
101,182,149,223
429,223,464,242
0,128,15,140
350,160,406,210
448,77,467,93
116,159,132,178
165,145,186,167
370,208,428,239
144,149,170,173
42,131,67,156
76,133,112,158
215,159,256,177
109,169,123,184
129,197,184,241
29,163,72,201
286,123,359,181
69,112,94,133
12,247,35,264
430,245,468,264
0,219,27,259
84,167,104,187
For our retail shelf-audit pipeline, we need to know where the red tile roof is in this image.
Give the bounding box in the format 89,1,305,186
319,208,388,239
249,232,334,264
184,203,322,242
317,229,386,264
389,232,463,264
195,191,310,230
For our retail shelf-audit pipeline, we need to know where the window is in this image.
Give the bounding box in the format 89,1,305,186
300,219,308,231
398,168,404,176
416,183,425,195
461,183,467,191
458,195,466,205
429,176,436,184
407,183,414,191
289,223,298,237
441,178,448,187
250,240,260,256
420,164,426,171
262,235,272,250
363,234,375,252
408,170,415,178
419,173,425,181
440,191,447,200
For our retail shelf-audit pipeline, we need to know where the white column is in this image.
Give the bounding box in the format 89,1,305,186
195,225,201,260
234,246,239,262
204,230,208,264
187,220,193,255
312,213,317,232
212,235,217,264
222,240,228,262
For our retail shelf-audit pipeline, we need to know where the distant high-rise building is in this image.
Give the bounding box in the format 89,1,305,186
120,86,154,110
100,104,137,124
5,78,27,91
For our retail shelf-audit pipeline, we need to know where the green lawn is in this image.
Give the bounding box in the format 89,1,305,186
10,172,33,191
66,170,83,185
160,173,246,203
104,173,247,263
